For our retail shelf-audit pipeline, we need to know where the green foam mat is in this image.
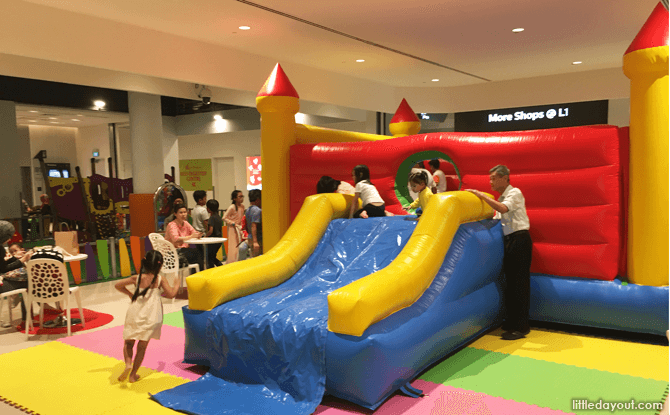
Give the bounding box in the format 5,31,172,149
420,347,668,414
163,310,185,328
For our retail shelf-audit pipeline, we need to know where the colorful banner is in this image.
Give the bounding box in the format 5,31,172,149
246,156,262,190
179,159,213,191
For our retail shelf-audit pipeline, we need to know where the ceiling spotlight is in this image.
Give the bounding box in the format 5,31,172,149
431,79,440,82
48,117,57,120
50,121,59,124
356,59,365,63
239,26,251,30
29,110,38,113
28,120,36,122
94,100,106,109
572,61,583,65
72,119,81,122
512,28,524,33
213,114,223,120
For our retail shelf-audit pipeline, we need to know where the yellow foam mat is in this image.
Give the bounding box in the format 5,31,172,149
469,328,669,381
0,342,189,415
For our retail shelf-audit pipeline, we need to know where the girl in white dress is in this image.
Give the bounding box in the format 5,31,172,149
114,250,179,383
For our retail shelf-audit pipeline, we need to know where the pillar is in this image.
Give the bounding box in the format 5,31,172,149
0,100,22,219
622,3,668,286
256,64,300,252
128,91,164,237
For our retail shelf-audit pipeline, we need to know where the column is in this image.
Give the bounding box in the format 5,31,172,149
0,100,22,219
128,91,164,237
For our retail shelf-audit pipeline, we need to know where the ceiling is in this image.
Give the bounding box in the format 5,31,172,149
15,104,128,128
20,0,660,88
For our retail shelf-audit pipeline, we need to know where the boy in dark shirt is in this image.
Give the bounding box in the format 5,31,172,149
206,199,224,267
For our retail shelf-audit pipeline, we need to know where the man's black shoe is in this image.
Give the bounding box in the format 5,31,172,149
501,330,529,340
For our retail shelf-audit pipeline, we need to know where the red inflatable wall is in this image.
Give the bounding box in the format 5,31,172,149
290,125,623,281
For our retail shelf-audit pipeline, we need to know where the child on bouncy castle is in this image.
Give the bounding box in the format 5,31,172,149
405,170,434,216
348,165,387,219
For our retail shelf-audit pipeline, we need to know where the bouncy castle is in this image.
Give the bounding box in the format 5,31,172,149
153,4,668,414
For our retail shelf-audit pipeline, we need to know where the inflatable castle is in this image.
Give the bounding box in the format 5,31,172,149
153,4,668,414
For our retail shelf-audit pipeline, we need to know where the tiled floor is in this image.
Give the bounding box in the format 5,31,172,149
0,278,188,415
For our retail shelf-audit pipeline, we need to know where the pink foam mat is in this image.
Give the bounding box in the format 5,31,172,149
57,325,207,381
315,380,574,415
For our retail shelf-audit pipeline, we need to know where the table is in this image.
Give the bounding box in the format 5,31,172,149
44,253,88,328
64,253,88,262
185,237,227,270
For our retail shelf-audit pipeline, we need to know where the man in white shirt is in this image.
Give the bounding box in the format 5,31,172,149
428,159,447,193
467,165,532,341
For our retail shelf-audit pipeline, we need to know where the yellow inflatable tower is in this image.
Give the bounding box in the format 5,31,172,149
389,98,421,137
622,2,669,286
256,64,300,252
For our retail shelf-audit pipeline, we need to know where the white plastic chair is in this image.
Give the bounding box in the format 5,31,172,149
148,233,199,298
0,288,27,328
25,258,85,338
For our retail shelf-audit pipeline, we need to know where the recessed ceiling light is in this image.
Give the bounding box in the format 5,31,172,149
29,110,38,113
512,28,524,33
431,79,440,82
28,120,36,122
94,100,106,108
50,121,59,124
213,114,223,120
72,119,81,122
356,59,365,63
239,26,251,30
48,117,57,120
572,61,582,65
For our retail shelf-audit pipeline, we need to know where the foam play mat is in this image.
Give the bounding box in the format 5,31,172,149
0,321,665,415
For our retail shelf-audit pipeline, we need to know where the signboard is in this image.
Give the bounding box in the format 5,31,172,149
179,159,212,191
246,156,262,190
454,100,608,132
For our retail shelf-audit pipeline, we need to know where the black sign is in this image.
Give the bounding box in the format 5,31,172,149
454,100,608,132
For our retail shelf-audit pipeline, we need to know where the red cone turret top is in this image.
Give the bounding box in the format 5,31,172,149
625,2,669,55
389,99,420,124
257,63,299,98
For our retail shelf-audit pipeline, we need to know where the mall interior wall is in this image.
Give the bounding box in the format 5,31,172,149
76,124,111,178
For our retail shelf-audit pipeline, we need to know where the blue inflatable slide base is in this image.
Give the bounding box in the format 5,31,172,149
530,274,669,336
152,217,505,414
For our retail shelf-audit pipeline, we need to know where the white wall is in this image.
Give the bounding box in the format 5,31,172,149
75,124,110,178
28,125,79,203
608,98,630,127
178,130,261,205
116,125,132,179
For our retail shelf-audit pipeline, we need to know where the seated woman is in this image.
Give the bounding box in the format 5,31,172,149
0,221,32,326
162,197,184,230
164,203,203,271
